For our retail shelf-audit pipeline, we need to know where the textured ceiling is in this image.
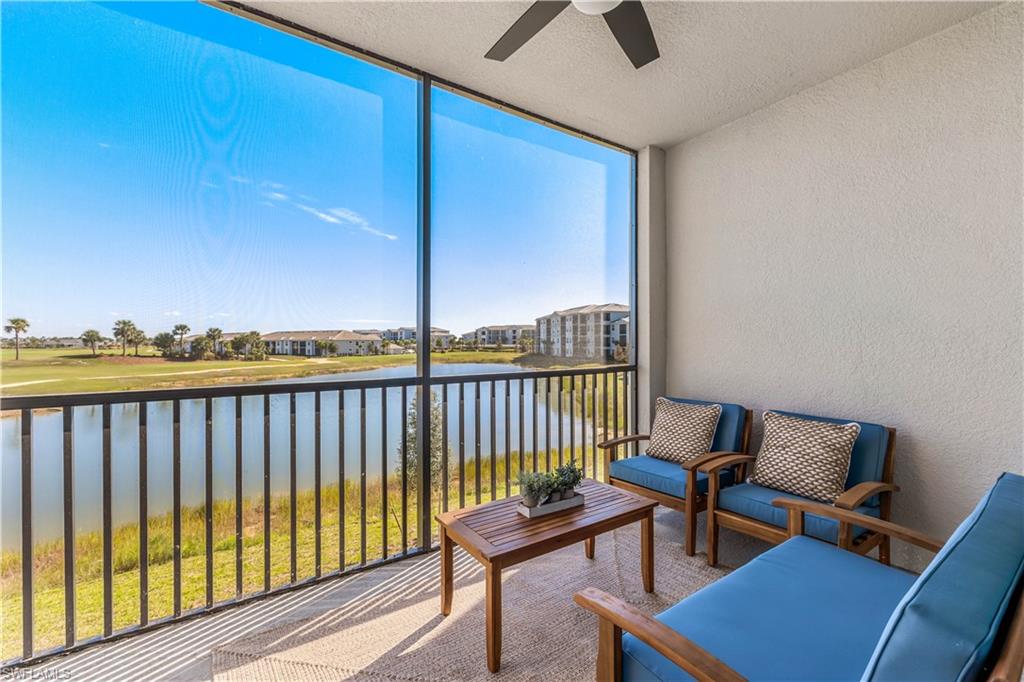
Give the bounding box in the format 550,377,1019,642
244,1,995,149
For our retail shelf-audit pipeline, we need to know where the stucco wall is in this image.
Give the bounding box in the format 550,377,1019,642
664,3,1022,566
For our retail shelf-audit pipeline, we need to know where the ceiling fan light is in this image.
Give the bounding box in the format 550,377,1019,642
571,0,622,17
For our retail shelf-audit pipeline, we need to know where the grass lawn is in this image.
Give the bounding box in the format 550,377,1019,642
0,348,537,395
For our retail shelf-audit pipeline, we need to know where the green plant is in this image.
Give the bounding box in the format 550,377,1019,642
517,471,551,505
555,463,583,491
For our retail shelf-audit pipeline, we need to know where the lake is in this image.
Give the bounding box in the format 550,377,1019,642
1,363,597,549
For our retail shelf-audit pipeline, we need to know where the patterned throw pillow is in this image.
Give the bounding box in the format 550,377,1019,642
646,398,722,464
750,411,860,503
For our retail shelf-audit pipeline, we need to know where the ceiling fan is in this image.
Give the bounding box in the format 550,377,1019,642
486,0,660,69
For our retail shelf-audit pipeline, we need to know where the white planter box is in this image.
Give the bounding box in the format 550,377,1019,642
517,493,585,518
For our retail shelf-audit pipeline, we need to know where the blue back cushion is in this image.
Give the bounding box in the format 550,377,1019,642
863,472,1024,681
663,398,747,453
773,410,890,504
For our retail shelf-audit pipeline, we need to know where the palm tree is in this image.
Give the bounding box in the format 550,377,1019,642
80,329,102,357
152,332,176,357
112,320,135,357
172,324,191,354
205,328,223,357
4,318,29,360
129,328,147,356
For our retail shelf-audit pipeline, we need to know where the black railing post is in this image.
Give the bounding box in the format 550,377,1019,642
569,376,576,466
458,382,465,508
234,395,243,597
139,404,149,625
381,388,388,559
102,403,112,636
205,396,214,608
172,400,182,616
339,390,346,570
580,375,586,477
400,386,408,554
504,380,510,497
475,382,482,503
359,388,367,564
441,386,449,512
315,391,322,577
63,406,76,644
262,394,271,592
289,393,297,583
489,381,496,500
21,408,33,660
532,379,538,472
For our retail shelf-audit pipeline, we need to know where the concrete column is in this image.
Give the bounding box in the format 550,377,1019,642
636,146,667,432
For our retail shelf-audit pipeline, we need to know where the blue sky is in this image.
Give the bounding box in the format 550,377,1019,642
2,1,631,339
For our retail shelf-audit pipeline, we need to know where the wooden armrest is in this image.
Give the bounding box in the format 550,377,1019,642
698,453,755,475
597,434,650,450
682,451,744,471
574,588,745,682
834,481,900,510
771,498,943,553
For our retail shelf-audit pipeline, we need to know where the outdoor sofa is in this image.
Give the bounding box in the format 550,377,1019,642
575,472,1024,681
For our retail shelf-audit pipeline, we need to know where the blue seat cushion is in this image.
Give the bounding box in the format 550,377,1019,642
610,455,734,500
773,410,890,506
622,536,915,681
863,472,1024,681
663,398,747,453
717,483,879,544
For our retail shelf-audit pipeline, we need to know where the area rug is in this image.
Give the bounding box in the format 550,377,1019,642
212,509,765,681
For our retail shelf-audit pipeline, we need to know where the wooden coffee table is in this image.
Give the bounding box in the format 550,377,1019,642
436,479,658,672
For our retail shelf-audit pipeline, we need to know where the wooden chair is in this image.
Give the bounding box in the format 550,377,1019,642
598,399,752,556
699,410,897,566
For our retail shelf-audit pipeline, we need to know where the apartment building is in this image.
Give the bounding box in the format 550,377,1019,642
262,330,382,356
535,303,630,360
183,332,243,356
464,324,534,348
383,326,454,348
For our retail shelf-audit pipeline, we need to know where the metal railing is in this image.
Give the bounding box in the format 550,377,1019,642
0,364,635,666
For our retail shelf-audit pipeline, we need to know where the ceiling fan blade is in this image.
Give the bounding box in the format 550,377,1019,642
602,1,659,69
485,1,570,61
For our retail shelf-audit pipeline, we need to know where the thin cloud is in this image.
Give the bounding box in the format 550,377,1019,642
296,203,341,224
262,181,287,190
163,310,183,317
265,192,289,201
229,175,250,184
206,312,233,319
360,225,399,241
97,142,111,148
329,207,398,241
201,181,220,189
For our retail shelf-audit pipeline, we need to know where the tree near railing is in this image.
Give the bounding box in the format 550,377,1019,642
402,391,449,513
